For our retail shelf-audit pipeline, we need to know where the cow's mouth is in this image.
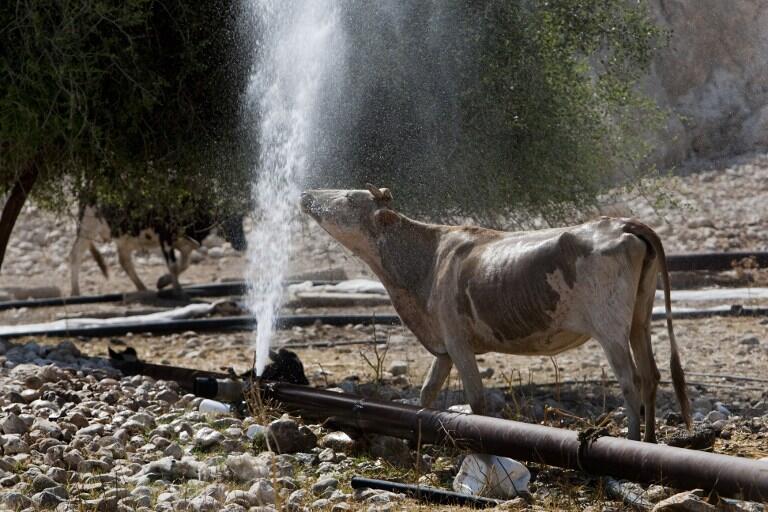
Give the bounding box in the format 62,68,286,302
300,192,322,220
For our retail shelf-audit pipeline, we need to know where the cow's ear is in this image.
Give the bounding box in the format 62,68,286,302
374,208,400,227
380,188,393,202
366,183,383,199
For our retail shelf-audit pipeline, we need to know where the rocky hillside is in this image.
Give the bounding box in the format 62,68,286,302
646,0,768,165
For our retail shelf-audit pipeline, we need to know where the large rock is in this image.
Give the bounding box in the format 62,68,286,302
0,413,28,435
369,435,412,467
2,492,32,510
225,454,269,482
0,434,29,455
645,1,768,164
194,427,224,450
319,431,356,454
266,416,317,454
134,456,209,482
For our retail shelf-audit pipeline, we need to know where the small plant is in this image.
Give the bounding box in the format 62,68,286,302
358,320,390,386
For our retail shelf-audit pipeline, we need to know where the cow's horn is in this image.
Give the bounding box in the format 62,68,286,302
365,183,384,199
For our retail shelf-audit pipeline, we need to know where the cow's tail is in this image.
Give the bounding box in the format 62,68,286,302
88,243,109,278
623,220,692,428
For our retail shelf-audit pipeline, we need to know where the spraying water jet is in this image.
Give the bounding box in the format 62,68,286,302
245,1,345,375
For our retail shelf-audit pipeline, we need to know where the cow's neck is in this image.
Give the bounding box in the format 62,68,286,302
374,216,441,308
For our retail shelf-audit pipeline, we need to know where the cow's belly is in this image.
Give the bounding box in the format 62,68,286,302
472,327,590,356
118,230,160,252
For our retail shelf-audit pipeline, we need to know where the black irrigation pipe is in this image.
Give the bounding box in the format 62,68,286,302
651,304,768,320
3,303,768,339
350,476,500,508
0,280,337,312
0,314,401,340
666,251,768,272
0,292,127,311
256,382,768,501
160,280,338,299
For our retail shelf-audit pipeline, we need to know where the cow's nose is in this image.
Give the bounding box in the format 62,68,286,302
300,192,315,212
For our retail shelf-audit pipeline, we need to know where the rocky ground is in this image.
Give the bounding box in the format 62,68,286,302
0,152,767,511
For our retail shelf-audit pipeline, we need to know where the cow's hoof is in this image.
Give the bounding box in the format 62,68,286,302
156,274,174,289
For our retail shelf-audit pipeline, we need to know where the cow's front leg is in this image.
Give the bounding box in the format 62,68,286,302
446,342,485,415
117,239,147,291
69,235,89,296
158,243,193,290
420,354,452,408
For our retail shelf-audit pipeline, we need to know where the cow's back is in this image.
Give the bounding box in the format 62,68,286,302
446,218,646,352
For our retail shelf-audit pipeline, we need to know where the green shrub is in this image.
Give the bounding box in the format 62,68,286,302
316,0,664,226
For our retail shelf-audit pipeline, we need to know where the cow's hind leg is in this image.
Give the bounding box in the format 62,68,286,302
420,354,452,408
630,321,659,442
159,239,197,289
630,262,661,442
117,239,147,291
594,327,643,441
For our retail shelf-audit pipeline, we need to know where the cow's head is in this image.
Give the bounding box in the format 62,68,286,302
221,215,247,252
300,184,399,267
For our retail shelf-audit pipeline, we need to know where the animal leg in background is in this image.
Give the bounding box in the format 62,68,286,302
158,238,183,293
420,354,453,408
117,238,148,291
157,237,199,289
69,210,109,296
69,235,89,297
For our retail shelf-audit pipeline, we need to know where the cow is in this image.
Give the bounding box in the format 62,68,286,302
69,204,246,296
300,184,691,442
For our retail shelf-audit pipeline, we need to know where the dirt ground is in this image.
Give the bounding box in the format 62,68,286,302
1,152,768,510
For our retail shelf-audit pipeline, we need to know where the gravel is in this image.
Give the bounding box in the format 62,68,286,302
0,153,767,510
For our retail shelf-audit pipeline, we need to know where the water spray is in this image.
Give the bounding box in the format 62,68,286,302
245,1,345,375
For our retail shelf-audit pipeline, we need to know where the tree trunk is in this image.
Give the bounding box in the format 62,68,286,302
0,161,39,271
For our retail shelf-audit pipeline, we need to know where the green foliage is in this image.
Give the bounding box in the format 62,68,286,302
0,0,254,224
318,0,665,226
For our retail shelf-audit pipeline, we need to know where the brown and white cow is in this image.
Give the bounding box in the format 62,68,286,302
301,185,691,442
70,205,246,296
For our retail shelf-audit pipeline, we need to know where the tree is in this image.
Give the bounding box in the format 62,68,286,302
0,0,254,270
313,0,664,227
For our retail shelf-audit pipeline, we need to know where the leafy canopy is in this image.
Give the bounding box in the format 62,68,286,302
0,0,254,227
314,0,664,226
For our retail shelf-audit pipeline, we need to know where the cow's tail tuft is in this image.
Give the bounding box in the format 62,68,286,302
88,243,109,278
623,220,692,429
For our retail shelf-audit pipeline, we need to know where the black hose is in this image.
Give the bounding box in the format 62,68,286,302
0,280,339,311
4,304,768,339
350,476,500,508
1,314,401,339
666,251,768,272
0,293,127,311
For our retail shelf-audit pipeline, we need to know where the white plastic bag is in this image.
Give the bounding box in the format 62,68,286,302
453,453,530,499
198,399,231,415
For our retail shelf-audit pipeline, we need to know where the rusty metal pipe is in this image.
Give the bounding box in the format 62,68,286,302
259,382,768,502
112,360,768,500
